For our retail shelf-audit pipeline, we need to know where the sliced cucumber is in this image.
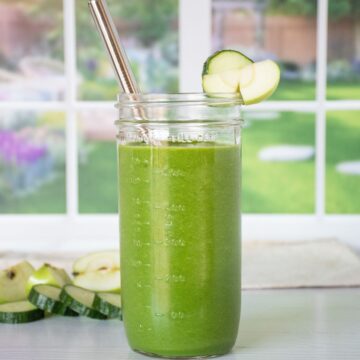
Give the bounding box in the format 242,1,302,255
202,60,280,104
0,300,44,324
0,261,35,304
202,49,253,76
28,284,78,317
60,285,107,320
93,293,122,320
26,263,72,296
73,250,120,293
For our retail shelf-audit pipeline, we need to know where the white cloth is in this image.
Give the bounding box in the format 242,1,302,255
1,239,360,289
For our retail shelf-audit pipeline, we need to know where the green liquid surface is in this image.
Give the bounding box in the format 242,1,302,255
118,142,241,357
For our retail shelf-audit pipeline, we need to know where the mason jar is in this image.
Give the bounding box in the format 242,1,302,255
116,93,242,358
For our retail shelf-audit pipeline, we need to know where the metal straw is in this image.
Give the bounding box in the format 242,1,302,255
88,0,150,140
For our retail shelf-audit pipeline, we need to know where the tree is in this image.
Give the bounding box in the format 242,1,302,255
267,0,360,18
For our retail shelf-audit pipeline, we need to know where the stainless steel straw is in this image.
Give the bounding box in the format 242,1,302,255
88,0,150,139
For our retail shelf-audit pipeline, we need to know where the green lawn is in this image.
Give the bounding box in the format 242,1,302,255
326,111,360,214
1,82,360,214
78,79,360,102
78,142,118,213
242,112,315,213
0,172,66,214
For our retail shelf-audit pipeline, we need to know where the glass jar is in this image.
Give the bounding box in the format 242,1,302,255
116,93,243,358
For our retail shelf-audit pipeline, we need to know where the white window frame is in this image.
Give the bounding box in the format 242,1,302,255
1,0,360,251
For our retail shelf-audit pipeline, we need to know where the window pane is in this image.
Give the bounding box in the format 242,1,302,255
76,0,179,101
326,111,360,213
78,110,117,213
0,1,64,101
212,0,316,100
327,2,360,99
0,111,66,213
242,111,315,213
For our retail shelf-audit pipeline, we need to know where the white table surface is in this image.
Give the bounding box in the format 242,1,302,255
1,289,359,360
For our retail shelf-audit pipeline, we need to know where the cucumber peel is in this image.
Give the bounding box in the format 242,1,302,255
0,300,44,324
93,292,122,320
60,285,107,320
202,49,253,76
28,284,78,317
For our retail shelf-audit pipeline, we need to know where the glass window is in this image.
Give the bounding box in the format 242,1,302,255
0,111,66,213
326,111,360,213
76,0,179,101
212,0,317,100
242,111,315,213
78,110,117,213
0,0,64,101
327,1,360,99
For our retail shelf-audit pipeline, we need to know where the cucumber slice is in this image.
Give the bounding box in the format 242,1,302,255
93,293,122,320
59,285,107,320
202,49,253,76
26,263,71,296
28,284,78,317
0,300,44,324
202,60,280,104
0,261,35,304
73,251,120,293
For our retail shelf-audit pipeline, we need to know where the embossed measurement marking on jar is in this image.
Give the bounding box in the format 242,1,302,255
153,203,186,212
155,274,186,283
154,238,186,247
154,311,186,320
154,167,186,177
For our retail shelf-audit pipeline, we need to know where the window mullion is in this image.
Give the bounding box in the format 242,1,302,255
315,0,329,219
179,0,211,92
63,0,78,218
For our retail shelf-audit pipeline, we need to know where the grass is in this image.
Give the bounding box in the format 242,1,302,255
1,81,360,214
326,111,360,214
77,79,360,102
258,80,360,101
242,112,315,213
0,172,66,214
1,111,359,214
78,142,118,213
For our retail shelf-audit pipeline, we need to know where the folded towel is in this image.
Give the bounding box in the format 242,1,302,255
1,239,360,289
242,239,360,289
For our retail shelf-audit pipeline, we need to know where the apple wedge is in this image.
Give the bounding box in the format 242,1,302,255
202,59,280,104
26,263,71,296
0,261,35,304
72,250,120,293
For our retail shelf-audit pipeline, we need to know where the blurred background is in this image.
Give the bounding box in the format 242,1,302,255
0,0,359,246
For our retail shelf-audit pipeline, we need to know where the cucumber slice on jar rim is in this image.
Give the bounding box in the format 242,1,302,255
0,300,44,324
202,49,253,76
202,49,280,104
28,284,78,317
60,285,107,320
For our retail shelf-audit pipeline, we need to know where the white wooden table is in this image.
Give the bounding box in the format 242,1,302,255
1,289,359,360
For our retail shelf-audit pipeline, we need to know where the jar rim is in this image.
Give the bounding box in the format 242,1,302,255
116,92,243,107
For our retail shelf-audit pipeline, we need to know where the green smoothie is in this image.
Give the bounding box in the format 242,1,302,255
118,142,241,357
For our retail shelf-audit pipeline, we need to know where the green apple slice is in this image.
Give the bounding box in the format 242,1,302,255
72,251,120,293
0,261,35,304
26,263,71,296
202,60,280,104
237,60,280,104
